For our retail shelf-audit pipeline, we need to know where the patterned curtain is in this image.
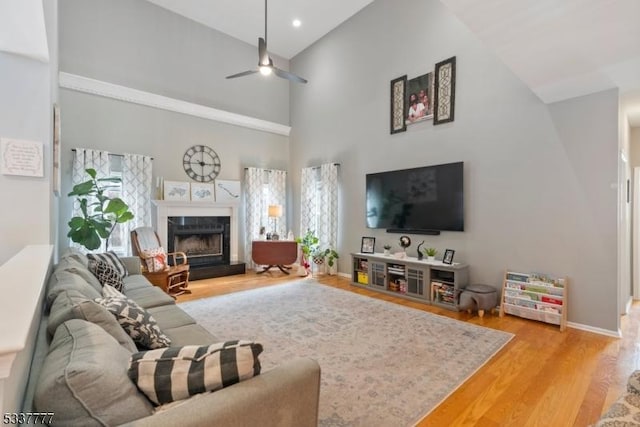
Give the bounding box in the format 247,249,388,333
270,169,287,238
318,163,339,250
122,153,153,255
70,148,111,252
299,167,316,237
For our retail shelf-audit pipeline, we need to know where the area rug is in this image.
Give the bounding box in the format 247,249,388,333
179,281,514,426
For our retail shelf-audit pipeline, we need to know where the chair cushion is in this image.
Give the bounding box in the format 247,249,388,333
34,319,154,426
95,295,171,349
47,289,137,353
128,341,263,405
140,247,168,272
88,259,124,291
134,227,161,252
87,251,128,277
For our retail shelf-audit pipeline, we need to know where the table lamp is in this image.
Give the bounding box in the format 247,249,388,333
268,204,283,240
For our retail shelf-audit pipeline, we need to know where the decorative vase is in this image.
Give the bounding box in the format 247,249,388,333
384,249,390,256
427,256,435,262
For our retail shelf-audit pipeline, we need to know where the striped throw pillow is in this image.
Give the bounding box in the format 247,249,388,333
87,251,128,277
128,341,263,405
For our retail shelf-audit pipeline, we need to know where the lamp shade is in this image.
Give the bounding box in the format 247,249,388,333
268,204,283,218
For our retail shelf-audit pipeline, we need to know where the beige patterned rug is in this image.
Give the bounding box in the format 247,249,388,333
179,280,513,426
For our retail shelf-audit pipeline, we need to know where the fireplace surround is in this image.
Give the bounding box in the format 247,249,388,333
152,200,245,279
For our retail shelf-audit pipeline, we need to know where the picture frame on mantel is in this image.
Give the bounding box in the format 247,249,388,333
390,75,407,134
434,56,456,125
163,181,190,201
190,182,214,202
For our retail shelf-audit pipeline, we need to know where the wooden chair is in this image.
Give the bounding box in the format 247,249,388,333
131,227,190,297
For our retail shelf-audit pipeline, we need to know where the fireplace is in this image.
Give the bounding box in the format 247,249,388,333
168,216,230,268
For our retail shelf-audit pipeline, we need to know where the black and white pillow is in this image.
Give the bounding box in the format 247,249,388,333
95,295,171,349
102,284,125,298
89,259,124,291
128,341,263,405
87,251,128,277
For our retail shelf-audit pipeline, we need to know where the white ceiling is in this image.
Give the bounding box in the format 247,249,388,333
145,0,373,59
145,0,640,125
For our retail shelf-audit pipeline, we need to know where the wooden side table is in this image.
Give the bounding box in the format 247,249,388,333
252,240,298,274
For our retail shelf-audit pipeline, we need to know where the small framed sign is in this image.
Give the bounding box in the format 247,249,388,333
164,181,190,201
361,236,376,254
443,249,455,265
0,138,44,177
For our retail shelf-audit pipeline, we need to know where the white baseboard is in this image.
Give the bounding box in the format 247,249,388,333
58,72,291,136
566,321,621,338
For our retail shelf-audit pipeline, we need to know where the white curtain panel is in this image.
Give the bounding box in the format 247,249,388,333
299,166,316,237
244,167,265,268
122,153,153,255
70,148,111,252
270,169,287,238
318,163,339,249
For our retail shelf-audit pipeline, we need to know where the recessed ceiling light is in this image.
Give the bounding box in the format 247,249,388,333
292,19,301,28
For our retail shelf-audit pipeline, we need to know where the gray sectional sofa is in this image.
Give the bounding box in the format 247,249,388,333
24,249,321,426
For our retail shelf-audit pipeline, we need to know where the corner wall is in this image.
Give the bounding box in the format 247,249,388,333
289,0,619,332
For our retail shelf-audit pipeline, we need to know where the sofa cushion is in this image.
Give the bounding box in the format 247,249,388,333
59,247,89,267
148,304,196,330
124,286,176,309
88,259,124,291
95,295,171,349
47,289,137,353
162,324,218,347
87,251,128,277
46,270,102,309
55,257,103,293
128,341,263,405
34,319,154,426
123,274,153,292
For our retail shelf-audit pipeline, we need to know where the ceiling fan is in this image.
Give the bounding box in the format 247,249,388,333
226,0,307,84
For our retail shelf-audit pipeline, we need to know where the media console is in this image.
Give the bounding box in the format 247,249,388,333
351,252,469,311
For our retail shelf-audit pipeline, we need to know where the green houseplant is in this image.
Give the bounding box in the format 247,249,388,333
67,168,134,251
423,247,437,260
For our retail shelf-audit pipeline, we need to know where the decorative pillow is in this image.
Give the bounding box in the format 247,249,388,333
34,320,154,426
88,259,124,291
128,341,263,405
87,251,128,277
140,247,168,272
102,284,125,298
95,295,171,349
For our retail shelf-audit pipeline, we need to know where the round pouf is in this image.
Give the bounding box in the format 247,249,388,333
459,284,498,318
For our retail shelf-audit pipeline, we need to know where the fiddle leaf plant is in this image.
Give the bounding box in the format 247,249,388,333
67,168,134,251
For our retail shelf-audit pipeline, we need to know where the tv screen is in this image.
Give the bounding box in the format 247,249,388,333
366,162,464,232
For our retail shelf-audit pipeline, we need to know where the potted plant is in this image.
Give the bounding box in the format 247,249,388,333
312,247,339,274
383,244,392,256
296,230,319,275
67,168,134,251
423,247,437,261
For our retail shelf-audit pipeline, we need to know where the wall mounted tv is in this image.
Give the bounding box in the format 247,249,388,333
366,162,464,234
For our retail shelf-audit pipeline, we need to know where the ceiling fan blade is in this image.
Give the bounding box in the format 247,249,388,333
272,67,308,84
226,69,258,79
258,37,269,65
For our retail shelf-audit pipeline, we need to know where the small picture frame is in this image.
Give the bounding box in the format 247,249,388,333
164,181,190,201
443,249,455,265
216,179,241,203
361,237,376,254
190,182,214,202
434,56,456,125
390,75,407,134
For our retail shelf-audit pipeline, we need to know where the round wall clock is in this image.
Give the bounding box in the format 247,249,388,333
182,145,221,182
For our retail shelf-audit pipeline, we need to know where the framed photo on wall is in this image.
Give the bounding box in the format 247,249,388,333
390,75,407,134
361,236,376,254
434,56,456,125
405,72,434,125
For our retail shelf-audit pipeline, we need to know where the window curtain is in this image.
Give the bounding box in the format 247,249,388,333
299,163,339,250
244,167,287,269
121,153,153,255
70,148,111,252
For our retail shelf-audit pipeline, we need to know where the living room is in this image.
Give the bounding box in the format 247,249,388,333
1,0,640,425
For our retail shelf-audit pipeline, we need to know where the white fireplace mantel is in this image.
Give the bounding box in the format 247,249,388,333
152,200,240,262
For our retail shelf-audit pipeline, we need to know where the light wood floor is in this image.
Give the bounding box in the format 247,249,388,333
177,271,637,427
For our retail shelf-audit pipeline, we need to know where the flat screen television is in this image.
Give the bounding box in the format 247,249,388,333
366,162,464,233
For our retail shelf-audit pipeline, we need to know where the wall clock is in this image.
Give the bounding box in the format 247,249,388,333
182,145,221,182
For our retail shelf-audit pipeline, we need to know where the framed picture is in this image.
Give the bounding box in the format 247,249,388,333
163,181,190,201
443,249,455,265
405,72,434,125
190,182,214,202
216,179,241,203
361,237,376,254
53,103,61,196
390,75,407,134
434,56,456,125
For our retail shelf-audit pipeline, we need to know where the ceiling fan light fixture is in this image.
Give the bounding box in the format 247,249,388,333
259,65,272,76
292,19,301,27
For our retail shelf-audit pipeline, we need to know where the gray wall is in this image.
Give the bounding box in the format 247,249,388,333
289,0,620,332
57,0,292,258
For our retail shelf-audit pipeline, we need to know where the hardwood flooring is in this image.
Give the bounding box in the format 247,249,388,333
177,271,637,427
